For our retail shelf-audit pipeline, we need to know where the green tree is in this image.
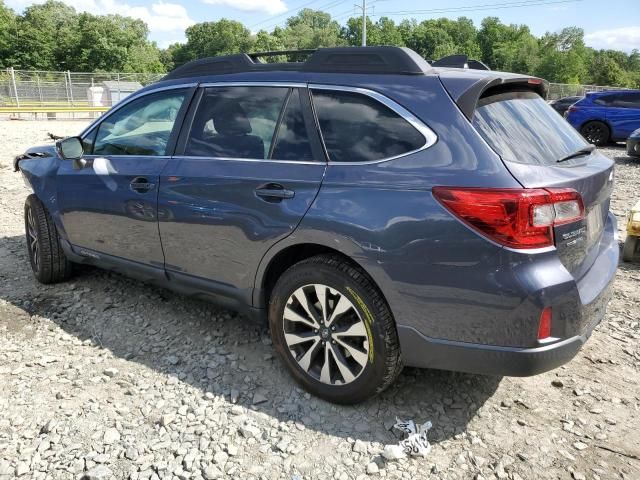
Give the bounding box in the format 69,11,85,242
2,2,639,88
159,43,182,71
13,1,78,70
176,19,254,64
439,17,481,58
69,13,161,72
275,9,344,49
253,30,284,52
403,20,456,59
536,28,588,83
343,17,404,47
122,42,165,73
0,1,17,68
492,28,539,73
252,31,286,62
588,50,633,87
478,17,537,71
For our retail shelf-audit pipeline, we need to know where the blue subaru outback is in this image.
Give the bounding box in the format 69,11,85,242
15,47,618,404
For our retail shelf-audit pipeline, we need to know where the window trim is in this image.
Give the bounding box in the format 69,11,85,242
309,84,438,165
174,83,325,164
79,81,438,165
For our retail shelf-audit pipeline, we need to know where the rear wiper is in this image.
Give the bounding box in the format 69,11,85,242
556,145,595,163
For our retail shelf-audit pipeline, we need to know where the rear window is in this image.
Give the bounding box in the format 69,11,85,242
472,90,588,165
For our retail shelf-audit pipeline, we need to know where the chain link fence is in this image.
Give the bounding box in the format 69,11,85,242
1,68,164,119
547,82,628,100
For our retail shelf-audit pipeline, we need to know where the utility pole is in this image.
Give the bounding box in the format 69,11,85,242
361,0,366,46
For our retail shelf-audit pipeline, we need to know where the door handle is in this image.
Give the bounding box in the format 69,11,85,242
255,184,295,202
130,177,155,193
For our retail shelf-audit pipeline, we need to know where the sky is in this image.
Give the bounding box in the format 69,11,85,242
5,0,640,52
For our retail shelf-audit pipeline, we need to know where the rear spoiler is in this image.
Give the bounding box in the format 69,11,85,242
439,73,548,120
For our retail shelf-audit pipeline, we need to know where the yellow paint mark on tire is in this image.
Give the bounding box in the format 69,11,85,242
346,287,375,364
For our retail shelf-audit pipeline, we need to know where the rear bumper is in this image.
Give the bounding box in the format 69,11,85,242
398,213,618,377
398,304,603,376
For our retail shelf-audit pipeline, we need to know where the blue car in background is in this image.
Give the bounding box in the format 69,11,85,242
566,90,640,146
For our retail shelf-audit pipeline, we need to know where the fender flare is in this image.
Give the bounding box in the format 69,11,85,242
252,229,395,310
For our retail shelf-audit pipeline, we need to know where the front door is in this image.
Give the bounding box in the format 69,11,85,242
57,87,192,268
158,85,326,300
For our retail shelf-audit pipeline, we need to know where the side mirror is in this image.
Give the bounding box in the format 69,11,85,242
56,136,86,169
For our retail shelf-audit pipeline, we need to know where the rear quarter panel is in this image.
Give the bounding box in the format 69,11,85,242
566,100,609,132
606,106,640,140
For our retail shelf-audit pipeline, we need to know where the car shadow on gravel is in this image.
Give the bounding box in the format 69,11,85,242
0,233,501,447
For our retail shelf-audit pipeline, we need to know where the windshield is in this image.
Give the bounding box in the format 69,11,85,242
472,90,589,165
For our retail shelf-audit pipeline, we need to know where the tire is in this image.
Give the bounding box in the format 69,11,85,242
622,236,638,262
24,194,72,284
268,254,402,404
580,121,609,146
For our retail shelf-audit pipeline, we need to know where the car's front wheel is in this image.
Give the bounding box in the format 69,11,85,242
268,255,402,404
581,121,609,146
24,194,72,284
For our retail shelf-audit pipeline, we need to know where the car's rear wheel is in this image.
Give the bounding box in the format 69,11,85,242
268,255,402,404
581,121,609,146
24,194,72,284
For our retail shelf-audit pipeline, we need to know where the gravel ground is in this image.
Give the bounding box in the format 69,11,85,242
0,121,639,480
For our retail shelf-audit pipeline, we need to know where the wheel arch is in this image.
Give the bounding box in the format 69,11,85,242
580,118,612,139
255,240,391,315
18,155,68,236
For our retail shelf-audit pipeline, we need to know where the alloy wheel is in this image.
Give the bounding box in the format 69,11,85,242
26,207,40,272
583,123,606,144
282,284,370,386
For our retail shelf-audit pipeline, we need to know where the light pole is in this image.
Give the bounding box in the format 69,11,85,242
362,0,366,46
354,0,370,46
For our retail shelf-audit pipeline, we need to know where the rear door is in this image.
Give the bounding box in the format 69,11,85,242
158,84,326,297
57,86,192,268
605,92,640,139
471,90,614,279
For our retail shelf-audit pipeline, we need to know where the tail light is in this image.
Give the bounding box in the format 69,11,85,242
567,106,578,113
538,307,553,339
432,187,584,249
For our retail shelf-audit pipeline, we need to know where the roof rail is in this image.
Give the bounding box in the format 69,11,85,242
162,46,434,81
431,55,490,71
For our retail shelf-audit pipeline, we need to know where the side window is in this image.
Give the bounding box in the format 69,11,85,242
311,89,426,163
185,86,289,159
93,89,187,156
611,92,640,108
594,96,610,106
271,89,314,161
